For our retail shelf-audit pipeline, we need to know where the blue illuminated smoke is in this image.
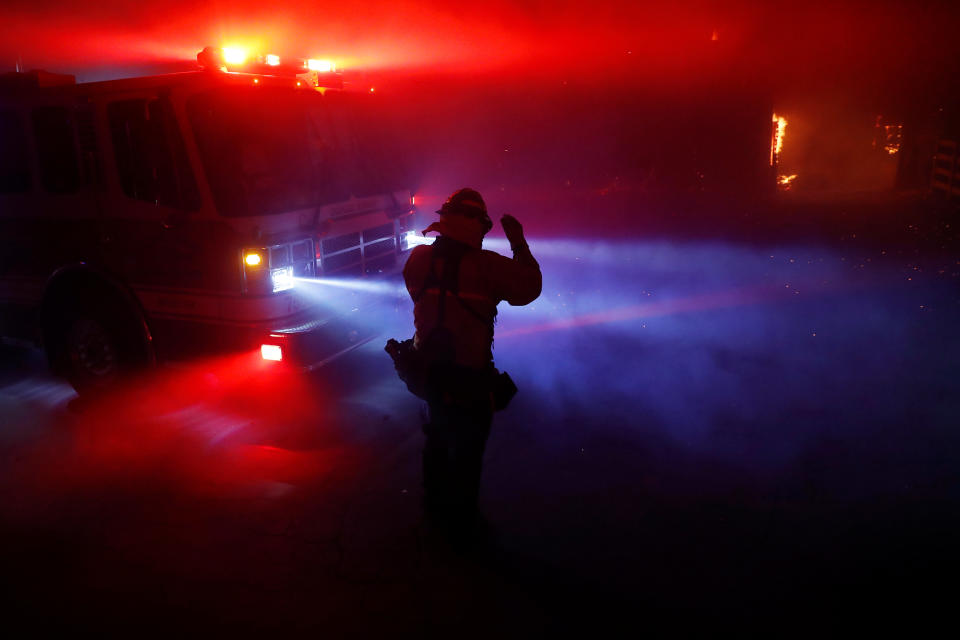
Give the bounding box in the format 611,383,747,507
286,236,955,477
329,236,956,476
485,237,937,472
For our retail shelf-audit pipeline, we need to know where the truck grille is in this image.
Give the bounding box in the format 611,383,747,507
318,221,398,276
269,238,315,278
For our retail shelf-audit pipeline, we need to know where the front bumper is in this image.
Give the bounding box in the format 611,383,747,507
150,265,409,371
258,309,380,370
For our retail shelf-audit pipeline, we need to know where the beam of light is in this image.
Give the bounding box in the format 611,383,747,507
404,230,432,248
485,236,679,261
1,378,75,411
484,236,600,258
294,277,406,296
483,240,843,284
289,276,411,350
484,237,733,265
479,240,845,337
498,282,827,339
484,236,609,258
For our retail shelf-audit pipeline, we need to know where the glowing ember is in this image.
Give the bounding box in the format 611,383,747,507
874,117,903,155
778,174,798,190
883,125,902,155
770,113,787,166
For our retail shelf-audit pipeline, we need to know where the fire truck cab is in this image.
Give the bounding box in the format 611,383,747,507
0,55,419,393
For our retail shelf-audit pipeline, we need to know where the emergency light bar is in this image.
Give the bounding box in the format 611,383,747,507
196,46,343,89
222,46,248,66
307,59,335,73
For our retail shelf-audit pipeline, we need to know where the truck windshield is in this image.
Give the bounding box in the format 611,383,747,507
187,87,406,217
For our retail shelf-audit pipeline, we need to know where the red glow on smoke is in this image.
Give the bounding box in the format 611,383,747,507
0,1,954,90
0,350,361,517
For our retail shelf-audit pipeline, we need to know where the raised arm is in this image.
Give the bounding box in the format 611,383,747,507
487,215,542,306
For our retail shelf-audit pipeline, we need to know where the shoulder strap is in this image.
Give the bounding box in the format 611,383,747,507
412,249,440,304
412,246,455,328
436,252,450,328
413,238,494,336
452,291,494,338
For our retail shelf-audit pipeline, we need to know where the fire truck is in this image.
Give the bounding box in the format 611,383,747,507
0,47,421,393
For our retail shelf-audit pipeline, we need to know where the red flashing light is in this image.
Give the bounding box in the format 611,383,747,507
196,46,343,89
307,59,334,72
261,344,283,361
223,46,248,65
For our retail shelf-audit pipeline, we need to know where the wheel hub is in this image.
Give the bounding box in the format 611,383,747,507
69,317,117,379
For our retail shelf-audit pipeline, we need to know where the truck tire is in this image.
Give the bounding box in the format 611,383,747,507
52,290,151,395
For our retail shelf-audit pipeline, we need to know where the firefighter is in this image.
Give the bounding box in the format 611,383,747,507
402,188,541,532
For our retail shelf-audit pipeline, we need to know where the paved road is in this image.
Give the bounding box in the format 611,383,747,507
3,228,959,635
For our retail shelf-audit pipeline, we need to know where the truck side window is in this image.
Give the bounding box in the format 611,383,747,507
108,98,199,210
32,106,80,194
0,109,31,193
75,105,102,187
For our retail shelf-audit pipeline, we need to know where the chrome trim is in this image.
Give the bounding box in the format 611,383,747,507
317,220,399,276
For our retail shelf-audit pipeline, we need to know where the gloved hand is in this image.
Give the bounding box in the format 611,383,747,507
501,214,527,249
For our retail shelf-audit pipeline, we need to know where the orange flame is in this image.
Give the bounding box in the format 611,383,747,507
883,124,902,155
770,113,787,166
777,174,798,190
875,118,902,156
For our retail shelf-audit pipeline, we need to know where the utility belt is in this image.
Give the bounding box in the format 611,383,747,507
385,337,517,411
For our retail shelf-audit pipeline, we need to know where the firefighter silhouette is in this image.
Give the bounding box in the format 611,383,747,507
399,188,541,532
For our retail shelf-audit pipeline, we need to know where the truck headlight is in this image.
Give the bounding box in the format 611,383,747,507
403,230,430,250
242,245,304,294
271,267,294,292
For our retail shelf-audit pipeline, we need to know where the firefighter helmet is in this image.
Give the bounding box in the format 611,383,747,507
437,188,492,234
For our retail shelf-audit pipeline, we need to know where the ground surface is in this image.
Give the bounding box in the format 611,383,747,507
2,195,959,636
